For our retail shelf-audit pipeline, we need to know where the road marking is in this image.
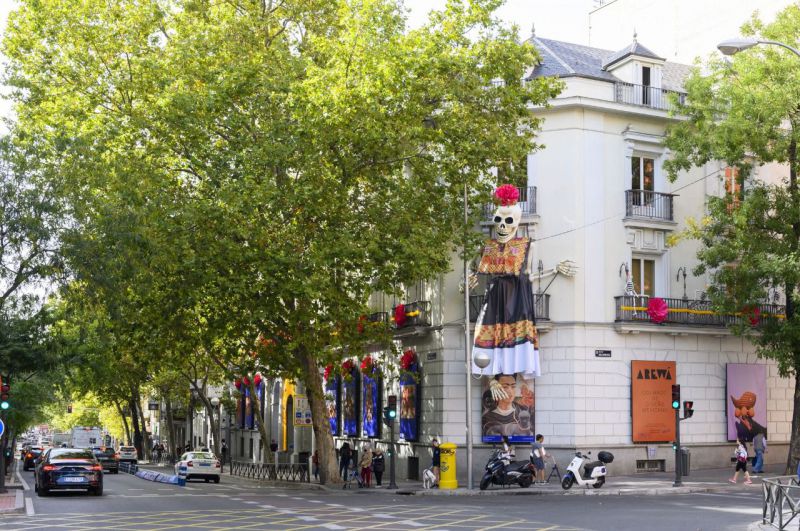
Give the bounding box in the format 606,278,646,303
320,524,346,530
230,497,243,501
129,488,145,491
15,464,30,491
327,503,344,507
291,496,304,500
298,516,318,521
695,505,762,515
398,520,426,527
371,514,396,519
243,501,258,504
25,497,34,516
274,493,289,497
259,504,275,509
309,500,323,503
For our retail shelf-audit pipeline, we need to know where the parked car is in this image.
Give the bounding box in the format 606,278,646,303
91,447,119,474
34,448,103,496
174,452,221,483
22,447,44,471
117,446,137,463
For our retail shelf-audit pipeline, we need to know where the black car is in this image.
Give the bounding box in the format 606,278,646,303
22,447,43,471
91,447,119,474
34,448,103,496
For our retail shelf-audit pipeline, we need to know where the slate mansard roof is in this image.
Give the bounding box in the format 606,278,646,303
526,37,693,93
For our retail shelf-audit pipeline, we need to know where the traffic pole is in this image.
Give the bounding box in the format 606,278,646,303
388,417,398,490
673,407,682,487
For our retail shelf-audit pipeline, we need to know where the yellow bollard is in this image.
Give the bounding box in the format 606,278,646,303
439,442,458,489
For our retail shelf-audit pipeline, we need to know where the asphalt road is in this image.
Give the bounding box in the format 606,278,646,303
0,464,762,530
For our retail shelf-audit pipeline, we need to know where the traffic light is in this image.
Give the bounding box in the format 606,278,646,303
683,401,694,419
0,377,9,410
383,394,397,426
671,384,680,410
672,441,678,451
67,404,73,414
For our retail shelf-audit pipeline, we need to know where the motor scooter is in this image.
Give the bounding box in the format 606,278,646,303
479,449,534,490
561,451,614,490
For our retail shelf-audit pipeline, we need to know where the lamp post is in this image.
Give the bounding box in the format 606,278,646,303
718,37,800,58
210,397,220,456
463,183,473,491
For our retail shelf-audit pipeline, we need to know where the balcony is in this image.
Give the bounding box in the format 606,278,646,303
614,295,785,330
614,82,686,111
469,293,550,323
624,190,675,223
392,300,432,329
367,311,389,325
483,186,537,221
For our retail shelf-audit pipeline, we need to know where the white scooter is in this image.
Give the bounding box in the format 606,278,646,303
561,451,614,490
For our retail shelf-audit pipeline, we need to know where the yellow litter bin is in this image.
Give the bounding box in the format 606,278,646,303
439,442,458,489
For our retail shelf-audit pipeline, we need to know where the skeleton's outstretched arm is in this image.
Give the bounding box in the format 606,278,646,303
530,259,579,281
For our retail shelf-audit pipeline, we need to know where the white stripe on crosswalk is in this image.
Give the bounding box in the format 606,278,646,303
320,524,346,530
298,516,317,522
398,520,426,527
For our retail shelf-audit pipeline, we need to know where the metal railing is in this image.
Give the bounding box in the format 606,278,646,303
367,311,388,325
119,462,139,475
614,82,686,110
762,476,800,530
614,295,785,327
469,293,550,322
231,460,310,483
624,190,675,222
393,300,432,329
483,186,537,220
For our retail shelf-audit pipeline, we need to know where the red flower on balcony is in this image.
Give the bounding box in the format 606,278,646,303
400,349,417,371
360,355,380,377
647,297,669,324
357,315,367,334
394,304,407,328
493,184,520,206
234,378,242,390
341,359,356,381
743,305,761,326
323,364,334,382
254,373,263,388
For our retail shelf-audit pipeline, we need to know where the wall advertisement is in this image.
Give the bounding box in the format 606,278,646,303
631,360,676,443
727,363,768,442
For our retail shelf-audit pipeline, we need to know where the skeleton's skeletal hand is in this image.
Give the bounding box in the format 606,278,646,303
458,273,480,294
489,379,509,402
556,259,579,277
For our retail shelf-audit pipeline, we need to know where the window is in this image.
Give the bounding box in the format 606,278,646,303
631,156,655,205
724,166,742,211
642,66,651,105
632,258,655,296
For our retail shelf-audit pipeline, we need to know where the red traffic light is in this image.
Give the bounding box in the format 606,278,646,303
683,400,694,419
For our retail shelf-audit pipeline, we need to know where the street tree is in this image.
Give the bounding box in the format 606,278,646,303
664,4,800,473
4,0,561,483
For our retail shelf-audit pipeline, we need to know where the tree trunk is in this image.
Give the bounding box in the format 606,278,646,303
248,378,270,464
133,388,152,460
129,396,143,459
0,425,7,493
297,346,339,484
115,401,132,445
787,136,800,475
195,392,221,458
164,396,177,462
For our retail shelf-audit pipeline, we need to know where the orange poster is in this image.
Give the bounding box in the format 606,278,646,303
631,361,676,443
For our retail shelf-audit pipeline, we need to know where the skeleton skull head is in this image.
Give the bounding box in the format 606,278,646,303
493,204,522,243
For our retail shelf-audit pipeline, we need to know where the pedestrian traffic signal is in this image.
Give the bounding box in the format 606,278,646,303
683,401,694,419
383,395,397,426
671,384,680,410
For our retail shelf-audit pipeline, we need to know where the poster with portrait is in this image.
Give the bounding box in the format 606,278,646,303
481,373,535,443
245,387,254,430
399,371,421,442
362,374,381,438
631,360,676,443
342,370,360,437
324,376,340,436
727,363,768,442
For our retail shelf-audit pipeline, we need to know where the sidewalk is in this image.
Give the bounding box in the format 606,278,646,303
141,460,781,497
0,461,26,514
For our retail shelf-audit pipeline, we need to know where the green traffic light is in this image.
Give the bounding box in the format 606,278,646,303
0,401,9,410
672,400,679,409
388,410,396,419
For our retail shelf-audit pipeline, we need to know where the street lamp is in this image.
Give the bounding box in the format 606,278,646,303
210,397,220,455
718,37,800,58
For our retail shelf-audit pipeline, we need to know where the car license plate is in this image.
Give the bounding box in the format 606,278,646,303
62,477,86,483
199,463,211,467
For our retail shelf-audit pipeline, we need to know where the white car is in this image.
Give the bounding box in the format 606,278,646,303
175,452,221,483
117,446,138,463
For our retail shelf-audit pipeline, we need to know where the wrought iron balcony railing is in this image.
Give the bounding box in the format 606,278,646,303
614,82,686,111
391,300,432,329
483,186,536,220
469,293,550,323
614,295,785,327
624,190,675,222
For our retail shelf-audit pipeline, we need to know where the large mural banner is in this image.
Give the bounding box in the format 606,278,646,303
631,360,676,443
399,372,421,442
324,376,340,436
342,369,360,437
727,363,768,442
362,374,380,438
480,373,535,443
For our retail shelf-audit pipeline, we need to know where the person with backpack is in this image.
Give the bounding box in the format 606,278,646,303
729,438,752,485
372,448,385,486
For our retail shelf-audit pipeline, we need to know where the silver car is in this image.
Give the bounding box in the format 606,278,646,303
117,446,137,463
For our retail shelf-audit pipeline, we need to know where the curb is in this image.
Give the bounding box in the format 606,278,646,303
403,483,750,497
0,489,23,514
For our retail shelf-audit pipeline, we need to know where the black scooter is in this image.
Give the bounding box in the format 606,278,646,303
479,449,534,490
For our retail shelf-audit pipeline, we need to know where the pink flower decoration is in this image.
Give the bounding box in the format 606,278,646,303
394,304,407,328
647,297,669,324
493,184,520,206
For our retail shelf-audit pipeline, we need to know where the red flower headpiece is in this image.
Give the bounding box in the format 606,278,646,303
493,184,519,207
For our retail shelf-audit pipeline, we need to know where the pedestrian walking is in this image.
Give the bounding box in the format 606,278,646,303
372,448,385,486
220,439,228,466
312,450,320,481
359,443,373,488
339,441,352,481
530,434,548,484
729,439,752,485
752,431,767,473
431,438,441,487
